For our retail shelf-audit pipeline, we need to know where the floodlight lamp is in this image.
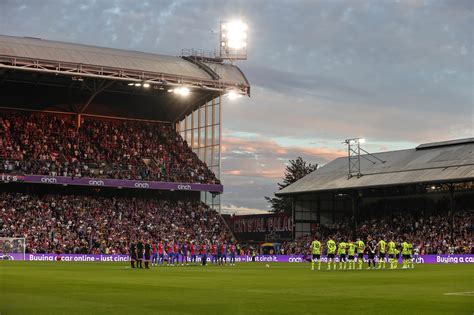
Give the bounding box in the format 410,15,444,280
222,20,248,50
174,87,190,96
127,82,134,86
359,138,366,144
134,83,141,87
180,87,190,96
226,90,243,100
227,41,246,49
143,83,150,88
225,20,248,32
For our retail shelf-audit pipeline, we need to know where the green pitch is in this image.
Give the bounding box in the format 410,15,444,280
0,262,472,315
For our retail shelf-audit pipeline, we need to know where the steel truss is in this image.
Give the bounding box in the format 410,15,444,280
0,55,249,95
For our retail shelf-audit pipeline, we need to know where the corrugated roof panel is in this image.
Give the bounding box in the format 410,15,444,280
203,61,250,85
0,34,249,86
277,140,474,195
417,137,474,150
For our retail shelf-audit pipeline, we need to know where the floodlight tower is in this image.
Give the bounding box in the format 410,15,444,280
177,19,250,213
344,138,364,179
344,138,385,179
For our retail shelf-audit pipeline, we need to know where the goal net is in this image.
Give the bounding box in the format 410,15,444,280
0,237,26,260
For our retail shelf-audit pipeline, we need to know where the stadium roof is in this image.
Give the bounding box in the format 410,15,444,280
0,34,250,121
276,138,474,196
0,34,249,93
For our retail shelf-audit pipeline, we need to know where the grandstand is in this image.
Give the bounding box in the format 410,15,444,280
276,138,474,254
0,34,250,211
0,34,250,254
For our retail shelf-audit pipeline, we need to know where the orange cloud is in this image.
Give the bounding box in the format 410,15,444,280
225,170,242,175
221,136,345,180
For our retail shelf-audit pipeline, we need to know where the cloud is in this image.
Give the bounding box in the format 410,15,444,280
221,204,270,215
222,134,344,179
224,85,472,146
1,0,472,212
219,133,345,211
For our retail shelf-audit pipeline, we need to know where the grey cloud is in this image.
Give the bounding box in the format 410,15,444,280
0,0,472,211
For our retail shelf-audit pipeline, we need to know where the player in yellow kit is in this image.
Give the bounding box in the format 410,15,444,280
356,238,365,270
310,238,322,271
408,242,415,269
401,240,410,269
347,240,357,270
377,238,387,269
326,238,337,270
337,241,347,270
387,238,397,269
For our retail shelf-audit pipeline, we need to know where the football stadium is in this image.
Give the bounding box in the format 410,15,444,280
0,4,473,315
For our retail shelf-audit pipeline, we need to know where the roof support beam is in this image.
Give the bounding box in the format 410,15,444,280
0,58,249,96
78,80,114,114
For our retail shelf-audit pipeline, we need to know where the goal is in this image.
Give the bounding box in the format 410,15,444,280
0,237,26,260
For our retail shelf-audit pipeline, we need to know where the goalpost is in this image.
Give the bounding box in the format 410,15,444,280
0,237,26,260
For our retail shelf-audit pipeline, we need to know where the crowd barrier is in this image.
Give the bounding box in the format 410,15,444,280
5,254,474,264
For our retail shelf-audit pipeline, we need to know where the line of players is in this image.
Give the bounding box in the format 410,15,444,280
309,236,416,271
129,240,238,269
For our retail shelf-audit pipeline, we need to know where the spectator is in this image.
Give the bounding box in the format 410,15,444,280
0,112,218,184
281,210,473,255
0,192,231,254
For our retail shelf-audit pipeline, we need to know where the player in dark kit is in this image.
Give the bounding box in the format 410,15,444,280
200,243,207,266
189,242,197,265
136,240,144,269
129,242,137,269
216,242,222,265
367,237,377,270
144,241,151,269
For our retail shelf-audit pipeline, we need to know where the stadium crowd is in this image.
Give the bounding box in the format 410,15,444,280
0,112,217,184
0,192,231,254
281,210,473,255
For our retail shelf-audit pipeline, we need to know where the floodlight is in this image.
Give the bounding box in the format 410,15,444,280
143,83,150,88
127,82,134,86
174,87,190,96
359,138,366,144
226,90,243,100
134,83,141,87
220,20,248,60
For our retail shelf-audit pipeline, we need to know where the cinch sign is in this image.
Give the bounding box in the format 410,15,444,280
41,177,57,183
8,174,223,193
177,185,192,190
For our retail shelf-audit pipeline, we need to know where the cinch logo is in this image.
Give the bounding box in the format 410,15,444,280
177,185,192,190
40,177,57,184
134,182,150,188
88,180,104,186
1,175,18,182
288,257,303,263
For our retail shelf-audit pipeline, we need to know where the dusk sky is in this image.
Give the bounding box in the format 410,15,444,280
1,0,472,214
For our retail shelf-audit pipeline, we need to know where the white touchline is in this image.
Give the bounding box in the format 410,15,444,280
443,292,474,296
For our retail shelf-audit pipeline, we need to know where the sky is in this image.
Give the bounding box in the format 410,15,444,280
1,0,472,214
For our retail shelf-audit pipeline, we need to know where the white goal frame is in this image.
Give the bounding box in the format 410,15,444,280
0,237,26,260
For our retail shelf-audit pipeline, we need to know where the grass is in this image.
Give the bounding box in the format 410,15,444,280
0,261,473,315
